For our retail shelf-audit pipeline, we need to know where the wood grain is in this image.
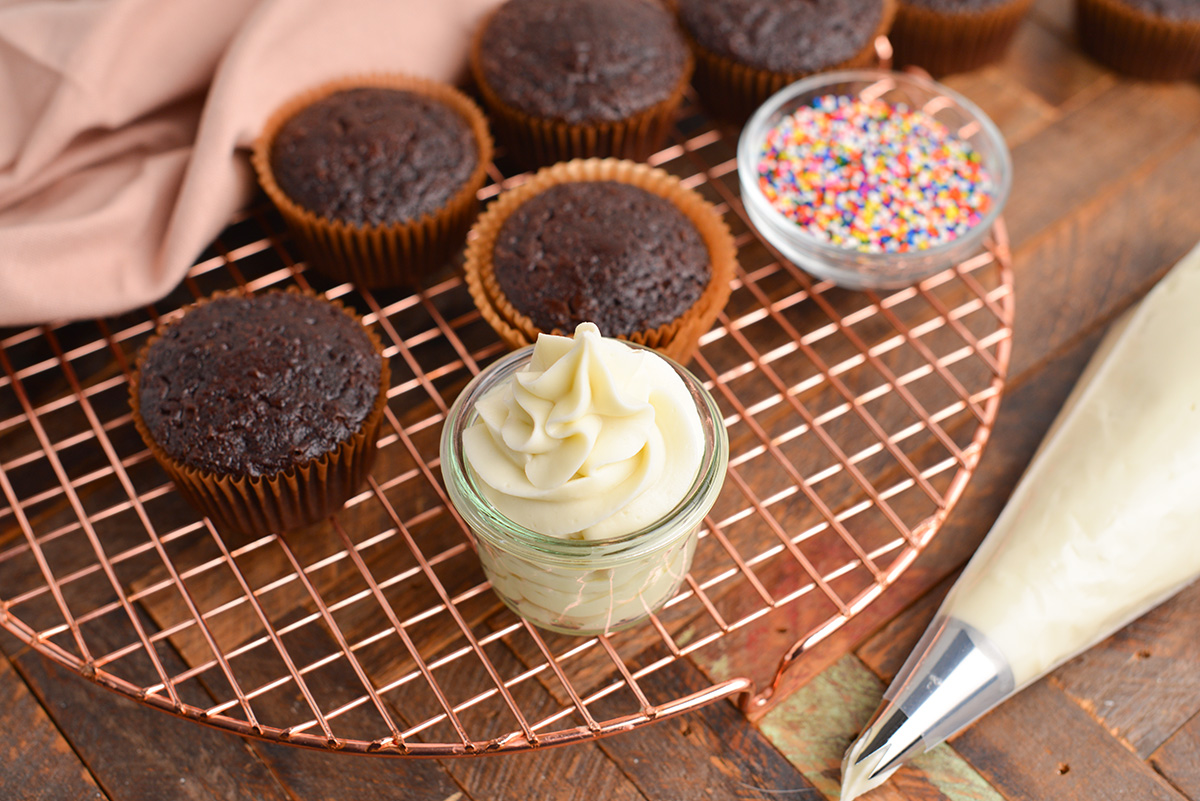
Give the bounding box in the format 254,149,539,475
942,67,1055,147
855,571,955,685
594,656,815,801
1053,580,1200,759
9,610,292,801
1151,711,1200,799
0,456,294,801
954,680,1188,801
0,654,107,801
377,620,653,801
1000,18,1111,107
1006,128,1200,379
689,305,1114,708
203,616,474,801
1003,81,1200,251
4,2,1200,799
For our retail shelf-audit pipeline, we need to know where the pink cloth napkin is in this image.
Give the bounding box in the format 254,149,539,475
0,0,503,327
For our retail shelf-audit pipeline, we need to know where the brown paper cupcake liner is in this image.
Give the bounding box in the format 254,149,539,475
682,0,897,123
130,289,392,537
253,74,493,289
463,158,737,363
1077,0,1200,80
468,16,693,167
889,0,1034,77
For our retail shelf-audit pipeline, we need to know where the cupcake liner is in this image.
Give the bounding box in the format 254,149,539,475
468,14,693,167
889,0,1034,77
463,158,737,363
682,0,897,123
1077,0,1200,80
130,289,392,537
253,74,493,289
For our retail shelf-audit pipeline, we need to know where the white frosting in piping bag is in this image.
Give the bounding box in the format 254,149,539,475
836,245,1200,801
946,243,1200,686
463,322,703,540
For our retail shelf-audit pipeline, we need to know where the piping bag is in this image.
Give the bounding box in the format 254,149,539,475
840,242,1200,800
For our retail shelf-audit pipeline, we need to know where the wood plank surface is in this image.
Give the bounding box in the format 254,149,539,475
1005,128,1200,379
854,322,1114,683
186,612,476,801
5,609,293,801
1152,712,1200,799
0,653,107,801
953,681,1188,801
593,656,815,801
1000,21,1109,107
3,2,1200,800
1002,81,1200,252
1054,580,1200,760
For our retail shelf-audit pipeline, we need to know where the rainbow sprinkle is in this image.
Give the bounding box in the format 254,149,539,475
757,95,993,254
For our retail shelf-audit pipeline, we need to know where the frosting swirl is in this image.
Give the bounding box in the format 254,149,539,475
462,323,704,540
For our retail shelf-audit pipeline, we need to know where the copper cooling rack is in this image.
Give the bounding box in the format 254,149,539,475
0,96,1013,756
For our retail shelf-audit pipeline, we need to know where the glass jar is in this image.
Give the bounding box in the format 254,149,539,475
738,69,1013,290
440,344,729,637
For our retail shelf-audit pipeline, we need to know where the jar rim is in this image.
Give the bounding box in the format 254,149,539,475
440,340,729,564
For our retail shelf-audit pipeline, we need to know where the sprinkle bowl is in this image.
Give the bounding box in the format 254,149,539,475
737,69,1012,290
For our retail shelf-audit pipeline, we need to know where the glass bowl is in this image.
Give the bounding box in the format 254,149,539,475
737,69,1012,290
440,343,729,637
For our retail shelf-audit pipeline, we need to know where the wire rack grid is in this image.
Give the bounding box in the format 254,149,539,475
0,94,1013,756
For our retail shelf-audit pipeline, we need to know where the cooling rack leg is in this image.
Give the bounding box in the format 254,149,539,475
739,629,827,720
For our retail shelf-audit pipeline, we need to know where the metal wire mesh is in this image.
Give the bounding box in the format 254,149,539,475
0,94,1013,756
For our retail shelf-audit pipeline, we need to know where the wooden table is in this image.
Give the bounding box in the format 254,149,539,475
4,0,1200,798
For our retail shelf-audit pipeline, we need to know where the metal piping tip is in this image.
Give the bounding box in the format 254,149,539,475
837,617,1017,801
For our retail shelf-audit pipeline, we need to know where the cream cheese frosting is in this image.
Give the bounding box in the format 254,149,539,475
474,529,697,634
462,322,704,540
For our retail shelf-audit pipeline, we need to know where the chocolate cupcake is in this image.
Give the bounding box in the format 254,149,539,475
1076,0,1200,80
494,182,710,336
470,0,693,166
464,159,737,363
888,0,1034,77
676,0,896,122
131,290,390,535
254,75,492,288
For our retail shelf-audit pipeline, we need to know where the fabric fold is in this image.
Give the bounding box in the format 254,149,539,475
0,0,504,326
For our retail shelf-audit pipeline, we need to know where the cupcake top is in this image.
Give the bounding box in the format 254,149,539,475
677,0,885,74
270,87,478,226
1114,0,1200,20
492,181,710,335
475,0,690,124
901,0,1022,11
137,292,383,478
